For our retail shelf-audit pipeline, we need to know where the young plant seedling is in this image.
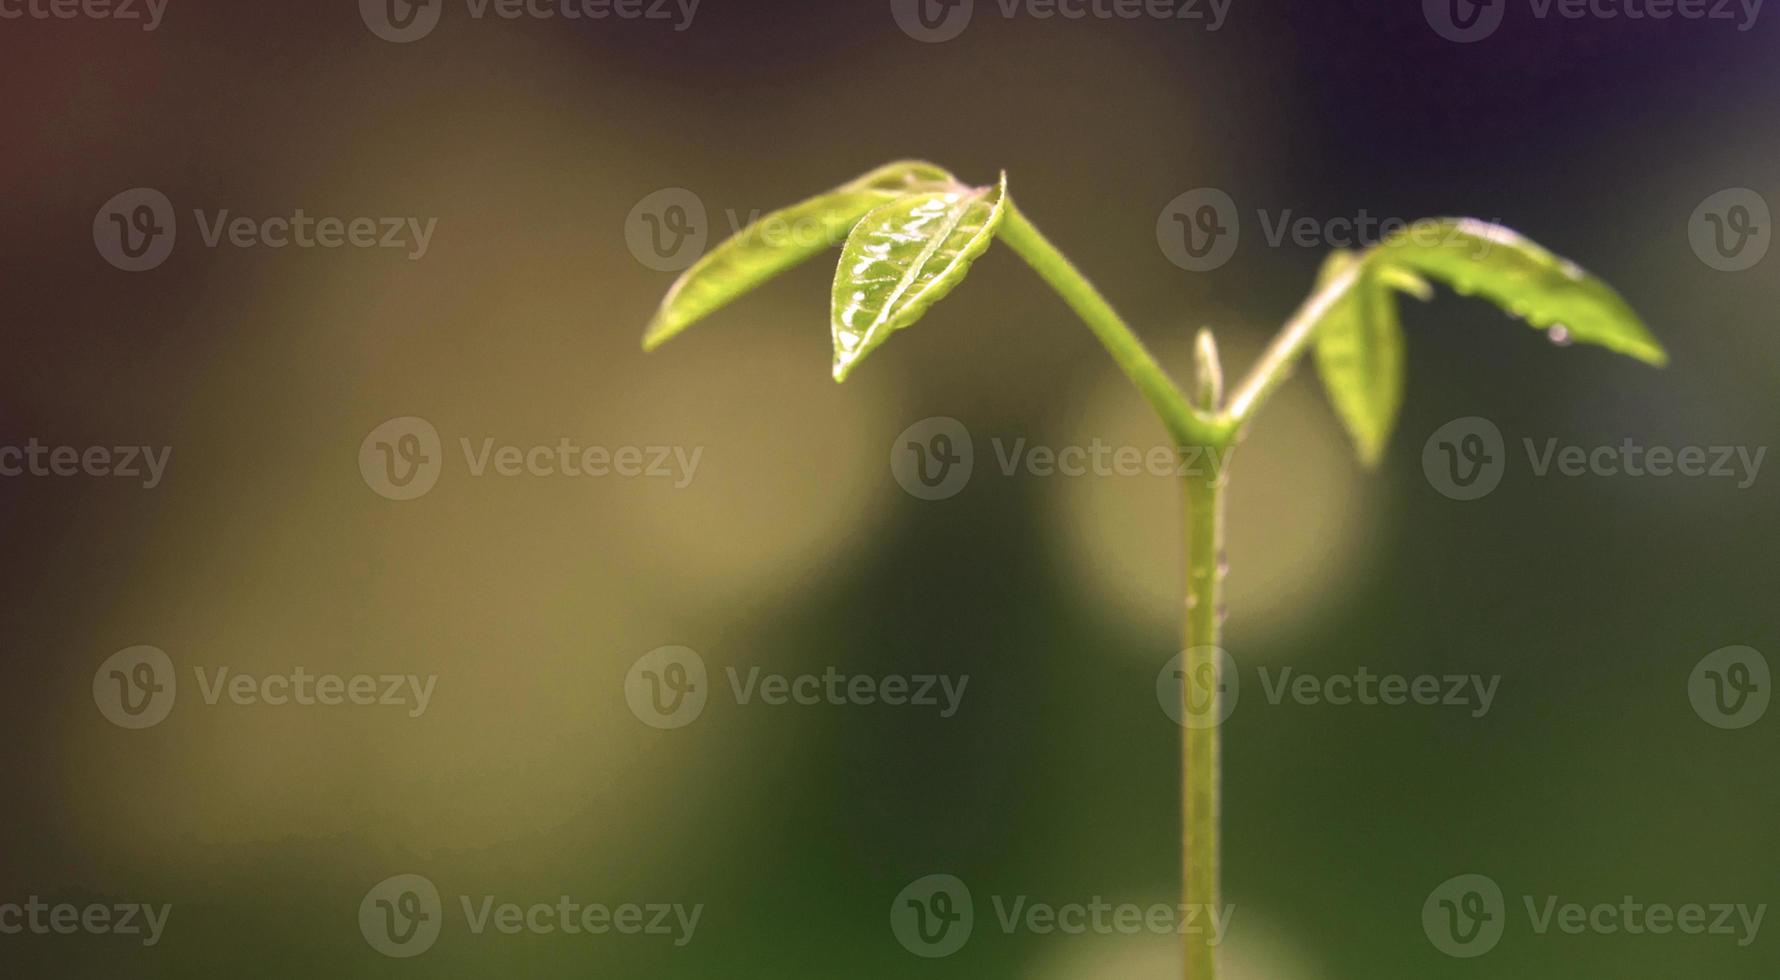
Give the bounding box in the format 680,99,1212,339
640,161,1666,979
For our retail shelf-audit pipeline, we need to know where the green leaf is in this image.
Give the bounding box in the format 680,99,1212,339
641,161,959,351
1370,218,1668,366
1312,251,1427,467
830,173,1008,381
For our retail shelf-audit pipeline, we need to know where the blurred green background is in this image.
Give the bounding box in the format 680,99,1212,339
2,0,1776,976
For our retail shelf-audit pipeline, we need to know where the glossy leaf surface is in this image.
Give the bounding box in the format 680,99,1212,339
830,173,1007,381
1371,218,1668,366
642,161,958,350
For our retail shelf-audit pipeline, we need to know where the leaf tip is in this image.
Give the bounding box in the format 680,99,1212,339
640,317,674,352
1593,316,1669,368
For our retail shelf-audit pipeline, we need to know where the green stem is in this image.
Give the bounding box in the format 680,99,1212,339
998,201,1215,447
1000,200,1232,979
1222,257,1364,431
1185,338,1228,980
1181,468,1225,980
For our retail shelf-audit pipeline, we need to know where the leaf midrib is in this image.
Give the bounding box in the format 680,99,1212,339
858,189,984,348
